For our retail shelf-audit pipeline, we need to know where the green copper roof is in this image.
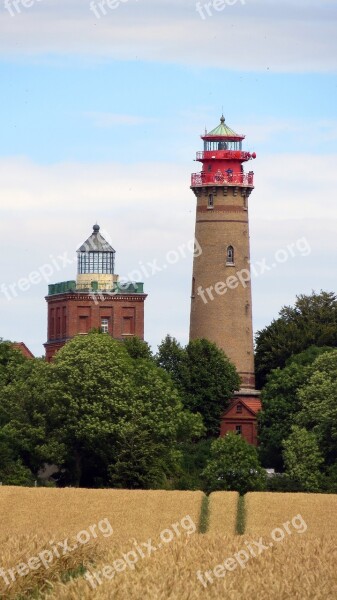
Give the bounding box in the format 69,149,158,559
205,115,241,138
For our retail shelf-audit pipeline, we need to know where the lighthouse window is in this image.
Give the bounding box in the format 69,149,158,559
208,194,214,208
226,246,235,265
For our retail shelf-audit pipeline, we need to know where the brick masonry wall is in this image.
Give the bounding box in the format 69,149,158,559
189,185,255,388
45,292,146,361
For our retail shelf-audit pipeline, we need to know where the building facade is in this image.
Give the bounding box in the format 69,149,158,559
189,116,261,444
45,225,146,361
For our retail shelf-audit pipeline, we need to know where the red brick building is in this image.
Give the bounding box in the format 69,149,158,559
220,393,262,446
45,225,147,361
12,342,34,359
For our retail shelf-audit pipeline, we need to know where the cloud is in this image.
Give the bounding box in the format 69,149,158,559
0,150,336,356
0,0,336,72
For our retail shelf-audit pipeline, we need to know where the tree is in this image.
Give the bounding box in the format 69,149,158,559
122,336,153,361
46,333,203,487
183,339,240,437
255,291,337,387
296,349,337,465
282,426,323,492
258,346,333,470
155,335,188,394
0,339,26,388
157,336,240,437
0,357,63,480
202,433,266,495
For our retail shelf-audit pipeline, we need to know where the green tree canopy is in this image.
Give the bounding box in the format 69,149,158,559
122,336,153,361
255,291,337,387
282,425,324,492
156,336,240,437
0,334,204,488
296,349,337,465
0,356,53,484
0,339,27,388
202,433,266,495
183,339,240,437
258,346,333,470
155,335,189,394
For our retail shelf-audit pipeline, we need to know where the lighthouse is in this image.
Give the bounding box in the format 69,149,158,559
44,225,147,361
189,115,261,444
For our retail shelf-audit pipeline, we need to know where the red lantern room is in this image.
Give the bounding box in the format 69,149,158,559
191,115,256,188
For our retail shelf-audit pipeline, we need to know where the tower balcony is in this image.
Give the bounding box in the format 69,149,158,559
191,170,254,188
196,150,254,162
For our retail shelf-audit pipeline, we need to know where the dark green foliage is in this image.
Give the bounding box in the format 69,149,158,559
170,439,212,490
155,335,189,395
0,334,204,488
156,336,240,437
0,341,51,484
296,349,337,465
258,346,334,470
123,336,153,360
282,425,324,492
0,338,26,388
183,339,240,437
236,495,246,534
255,291,337,388
198,495,209,533
202,433,266,495
266,474,304,493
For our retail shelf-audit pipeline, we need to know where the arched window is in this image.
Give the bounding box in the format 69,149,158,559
227,245,234,265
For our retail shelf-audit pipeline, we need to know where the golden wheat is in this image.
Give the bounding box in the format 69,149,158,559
0,487,204,542
42,534,337,600
1,488,337,599
0,487,204,598
207,491,238,535
245,492,337,537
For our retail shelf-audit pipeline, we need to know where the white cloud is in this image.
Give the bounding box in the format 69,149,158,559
0,151,336,355
0,0,336,72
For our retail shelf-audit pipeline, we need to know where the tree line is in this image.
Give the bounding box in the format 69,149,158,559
1,289,337,493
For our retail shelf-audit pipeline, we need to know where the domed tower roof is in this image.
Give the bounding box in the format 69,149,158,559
203,115,245,141
77,224,115,275
78,224,115,253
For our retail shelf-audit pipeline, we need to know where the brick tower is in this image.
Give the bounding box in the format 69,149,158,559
44,225,147,361
189,115,261,443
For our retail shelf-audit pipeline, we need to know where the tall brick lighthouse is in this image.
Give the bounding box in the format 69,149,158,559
190,115,261,444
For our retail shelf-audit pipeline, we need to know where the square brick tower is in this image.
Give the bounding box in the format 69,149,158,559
44,224,147,361
189,116,261,444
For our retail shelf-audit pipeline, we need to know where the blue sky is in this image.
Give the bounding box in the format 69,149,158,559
0,0,336,356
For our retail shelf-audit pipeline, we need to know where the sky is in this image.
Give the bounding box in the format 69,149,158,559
0,0,336,356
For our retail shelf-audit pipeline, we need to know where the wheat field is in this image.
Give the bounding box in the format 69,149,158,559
207,491,238,535
245,492,337,536
1,487,337,599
